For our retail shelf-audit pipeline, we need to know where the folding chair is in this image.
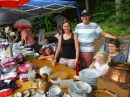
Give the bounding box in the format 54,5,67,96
104,38,130,62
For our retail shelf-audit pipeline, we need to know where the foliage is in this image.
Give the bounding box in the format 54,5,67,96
28,17,42,30
29,13,78,32
91,0,130,36
71,18,78,31
28,0,130,36
28,14,57,32
42,14,56,31
91,1,115,23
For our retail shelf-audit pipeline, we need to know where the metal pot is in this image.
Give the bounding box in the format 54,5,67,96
106,62,130,85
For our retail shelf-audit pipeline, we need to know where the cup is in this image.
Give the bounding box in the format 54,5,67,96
62,94,71,97
52,60,56,66
35,90,45,97
48,85,63,97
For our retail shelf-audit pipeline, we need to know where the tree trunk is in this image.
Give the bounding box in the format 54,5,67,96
85,0,89,11
115,0,122,15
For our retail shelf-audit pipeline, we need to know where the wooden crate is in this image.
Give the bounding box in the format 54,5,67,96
97,78,130,97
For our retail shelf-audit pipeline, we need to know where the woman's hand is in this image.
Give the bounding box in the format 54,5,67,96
74,59,78,68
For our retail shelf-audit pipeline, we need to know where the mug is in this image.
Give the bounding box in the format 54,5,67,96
62,94,71,97
48,85,63,97
35,90,45,97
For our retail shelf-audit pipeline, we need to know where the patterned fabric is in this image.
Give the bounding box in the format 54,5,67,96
17,61,36,74
74,22,102,52
2,62,18,72
110,53,126,62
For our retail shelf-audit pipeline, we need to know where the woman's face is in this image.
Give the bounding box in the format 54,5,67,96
108,43,118,53
62,22,71,33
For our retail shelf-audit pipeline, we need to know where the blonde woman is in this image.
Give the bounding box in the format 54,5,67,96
89,51,111,76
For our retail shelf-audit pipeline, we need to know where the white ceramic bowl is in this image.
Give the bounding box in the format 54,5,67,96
68,81,92,97
39,66,52,76
62,94,71,97
50,77,60,84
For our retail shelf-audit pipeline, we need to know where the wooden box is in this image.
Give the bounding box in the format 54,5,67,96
97,78,130,97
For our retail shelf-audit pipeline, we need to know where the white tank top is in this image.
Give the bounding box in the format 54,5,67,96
94,62,109,74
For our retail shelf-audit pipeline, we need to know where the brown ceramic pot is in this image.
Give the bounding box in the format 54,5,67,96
106,62,130,85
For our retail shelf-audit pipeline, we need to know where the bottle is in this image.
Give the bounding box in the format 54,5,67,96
8,44,13,57
28,63,35,82
76,61,81,76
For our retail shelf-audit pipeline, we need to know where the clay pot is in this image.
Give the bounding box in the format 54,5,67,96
106,62,130,85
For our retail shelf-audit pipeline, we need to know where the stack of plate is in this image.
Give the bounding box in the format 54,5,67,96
68,81,92,97
79,68,102,86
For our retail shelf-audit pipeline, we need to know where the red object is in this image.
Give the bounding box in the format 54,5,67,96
43,51,55,56
13,19,33,28
0,89,13,97
76,61,80,76
0,0,29,8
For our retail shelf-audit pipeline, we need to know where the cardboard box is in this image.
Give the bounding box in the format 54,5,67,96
97,78,130,97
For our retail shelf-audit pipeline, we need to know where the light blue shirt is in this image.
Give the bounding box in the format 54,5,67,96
74,22,102,52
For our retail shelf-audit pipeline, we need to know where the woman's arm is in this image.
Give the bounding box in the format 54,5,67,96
74,34,79,67
54,36,62,60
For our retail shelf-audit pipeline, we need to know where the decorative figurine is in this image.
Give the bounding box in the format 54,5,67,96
39,73,52,92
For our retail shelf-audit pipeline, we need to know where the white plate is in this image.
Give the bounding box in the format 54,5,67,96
68,81,92,97
79,68,101,78
19,46,24,49
23,48,31,50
